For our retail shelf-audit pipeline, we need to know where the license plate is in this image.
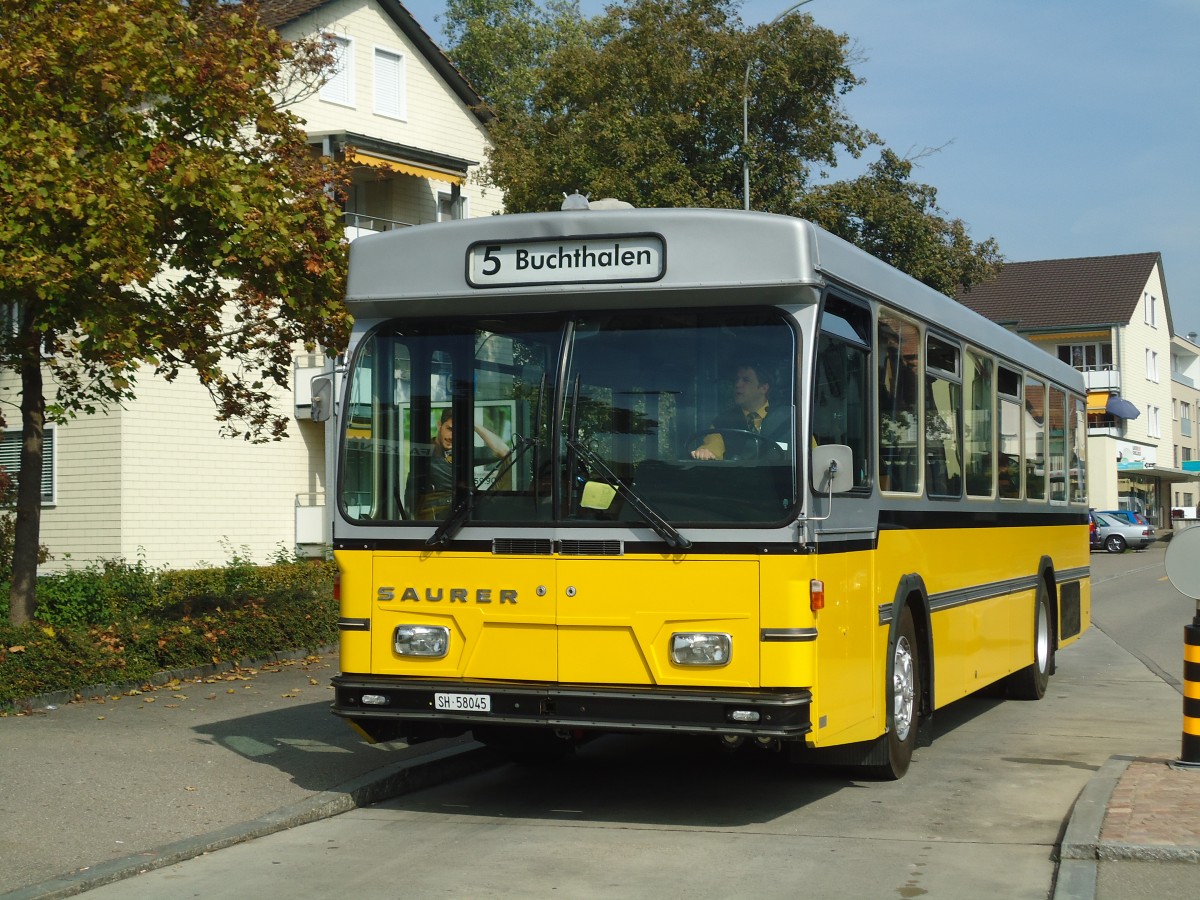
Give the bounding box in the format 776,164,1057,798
435,692,491,712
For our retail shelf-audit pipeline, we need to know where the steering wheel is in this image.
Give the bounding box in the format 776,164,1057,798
686,428,783,461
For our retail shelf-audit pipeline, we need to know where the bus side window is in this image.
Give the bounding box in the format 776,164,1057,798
1025,377,1047,501
877,310,921,493
997,365,1023,499
964,348,994,497
815,295,872,489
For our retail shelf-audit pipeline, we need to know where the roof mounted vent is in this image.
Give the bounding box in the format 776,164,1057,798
561,192,634,211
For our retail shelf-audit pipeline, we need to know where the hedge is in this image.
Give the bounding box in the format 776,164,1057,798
0,559,338,708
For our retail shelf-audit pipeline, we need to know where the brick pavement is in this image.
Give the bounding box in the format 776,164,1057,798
1100,756,1200,852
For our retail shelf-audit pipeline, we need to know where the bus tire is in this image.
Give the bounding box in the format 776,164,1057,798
870,604,920,780
1006,583,1054,700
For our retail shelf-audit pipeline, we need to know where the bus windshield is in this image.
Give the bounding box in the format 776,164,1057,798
338,307,799,529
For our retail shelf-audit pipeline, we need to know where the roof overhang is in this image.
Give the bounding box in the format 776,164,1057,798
1117,465,1200,482
314,132,478,186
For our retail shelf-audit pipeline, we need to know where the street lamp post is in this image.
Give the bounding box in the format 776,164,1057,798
742,0,815,211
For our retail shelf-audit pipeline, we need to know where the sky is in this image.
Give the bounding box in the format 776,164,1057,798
400,0,1200,333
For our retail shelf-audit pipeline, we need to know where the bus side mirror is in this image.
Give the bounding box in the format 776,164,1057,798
811,444,853,495
310,374,333,422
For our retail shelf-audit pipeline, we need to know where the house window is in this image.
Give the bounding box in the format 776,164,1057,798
0,427,55,505
1148,406,1161,438
1184,402,1193,438
373,47,405,120
437,190,467,221
1146,349,1158,382
1145,293,1157,327
1056,342,1112,372
321,35,354,107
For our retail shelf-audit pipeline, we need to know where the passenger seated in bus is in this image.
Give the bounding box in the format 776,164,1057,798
690,362,789,460
412,409,509,517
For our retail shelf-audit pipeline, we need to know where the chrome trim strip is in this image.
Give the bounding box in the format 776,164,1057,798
337,618,371,631
928,575,1040,613
878,604,893,626
760,628,818,642
1056,566,1090,583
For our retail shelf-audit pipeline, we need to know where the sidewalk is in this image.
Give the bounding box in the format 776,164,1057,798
0,652,496,899
1057,754,1200,900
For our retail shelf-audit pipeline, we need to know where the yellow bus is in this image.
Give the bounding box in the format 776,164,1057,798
323,203,1089,779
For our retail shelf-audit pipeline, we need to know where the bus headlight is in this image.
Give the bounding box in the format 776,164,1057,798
394,625,450,658
670,632,732,666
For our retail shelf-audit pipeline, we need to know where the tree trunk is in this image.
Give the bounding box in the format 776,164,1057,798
8,355,45,625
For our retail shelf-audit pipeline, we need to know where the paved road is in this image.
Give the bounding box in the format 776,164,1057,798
77,570,1184,900
1089,540,1193,690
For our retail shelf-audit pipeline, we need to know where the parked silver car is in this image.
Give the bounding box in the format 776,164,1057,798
1092,512,1155,553
1096,509,1153,530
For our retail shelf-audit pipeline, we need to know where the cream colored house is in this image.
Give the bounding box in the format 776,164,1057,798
1169,334,1200,519
1,0,501,572
959,252,1200,527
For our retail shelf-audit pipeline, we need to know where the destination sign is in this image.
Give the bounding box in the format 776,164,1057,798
467,234,665,288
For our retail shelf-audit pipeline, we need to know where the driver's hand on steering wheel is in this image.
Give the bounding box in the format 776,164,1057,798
690,447,717,460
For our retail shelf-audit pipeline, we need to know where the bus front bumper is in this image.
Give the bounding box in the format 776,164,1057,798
332,675,813,739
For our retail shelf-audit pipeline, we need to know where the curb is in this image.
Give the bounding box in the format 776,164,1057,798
1053,754,1132,900
2,738,501,900
1053,753,1200,900
1059,755,1133,861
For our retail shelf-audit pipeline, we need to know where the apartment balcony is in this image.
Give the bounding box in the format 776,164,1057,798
295,492,329,557
1083,367,1121,392
343,211,413,242
294,352,326,419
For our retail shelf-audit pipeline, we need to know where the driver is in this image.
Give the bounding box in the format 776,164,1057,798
691,363,787,460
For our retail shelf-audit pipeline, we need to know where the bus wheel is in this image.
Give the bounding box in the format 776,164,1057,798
472,725,575,765
870,604,920,780
1005,584,1054,700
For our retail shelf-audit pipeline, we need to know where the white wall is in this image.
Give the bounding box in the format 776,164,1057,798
115,371,316,569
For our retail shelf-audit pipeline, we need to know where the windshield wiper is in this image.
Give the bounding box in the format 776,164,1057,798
426,493,472,548
566,438,692,550
428,374,547,548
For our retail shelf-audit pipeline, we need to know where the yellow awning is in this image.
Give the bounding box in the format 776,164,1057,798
345,150,465,185
1037,330,1111,342
1087,391,1111,413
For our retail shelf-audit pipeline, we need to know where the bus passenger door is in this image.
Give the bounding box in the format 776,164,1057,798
812,294,878,739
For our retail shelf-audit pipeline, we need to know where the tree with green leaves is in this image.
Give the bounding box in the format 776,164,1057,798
0,0,351,625
442,0,590,120
796,149,1003,295
445,0,874,213
445,0,1002,295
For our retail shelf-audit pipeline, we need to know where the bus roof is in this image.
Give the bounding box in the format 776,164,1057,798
345,207,1082,389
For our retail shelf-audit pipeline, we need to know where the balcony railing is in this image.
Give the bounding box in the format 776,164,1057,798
1082,368,1121,392
343,211,413,241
